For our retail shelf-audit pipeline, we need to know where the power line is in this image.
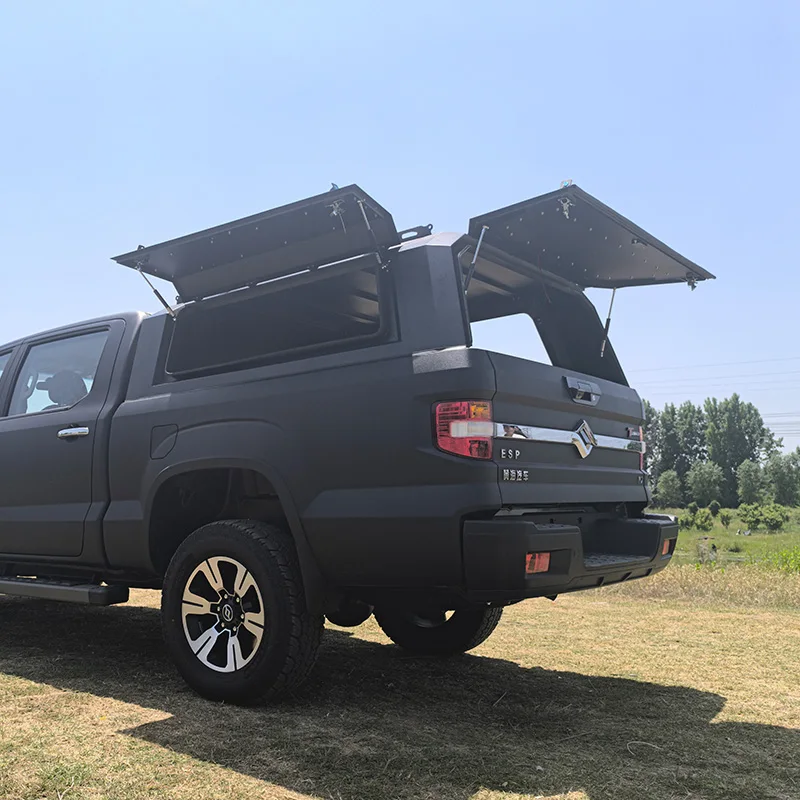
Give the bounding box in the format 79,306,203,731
628,355,800,374
636,369,800,387
644,382,800,394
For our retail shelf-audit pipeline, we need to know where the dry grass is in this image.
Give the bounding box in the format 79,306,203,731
604,562,800,609
0,582,798,800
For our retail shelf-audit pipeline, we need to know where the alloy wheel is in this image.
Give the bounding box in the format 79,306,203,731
181,556,265,673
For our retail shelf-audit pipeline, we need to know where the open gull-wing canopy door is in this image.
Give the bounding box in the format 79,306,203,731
113,185,399,302
469,185,714,290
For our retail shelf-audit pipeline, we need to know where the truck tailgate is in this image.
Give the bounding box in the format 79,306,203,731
489,352,647,506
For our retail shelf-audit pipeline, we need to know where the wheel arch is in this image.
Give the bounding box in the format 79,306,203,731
145,454,326,614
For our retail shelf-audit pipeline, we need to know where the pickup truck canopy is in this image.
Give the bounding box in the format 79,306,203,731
469,185,714,289
113,183,713,302
113,185,399,303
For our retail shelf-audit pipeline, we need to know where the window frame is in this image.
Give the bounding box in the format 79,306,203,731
0,349,14,384
163,262,397,380
0,348,20,412
1,326,112,419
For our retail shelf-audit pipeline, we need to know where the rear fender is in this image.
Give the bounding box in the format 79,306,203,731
143,420,326,613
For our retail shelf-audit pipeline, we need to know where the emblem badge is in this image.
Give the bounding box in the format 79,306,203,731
572,420,597,459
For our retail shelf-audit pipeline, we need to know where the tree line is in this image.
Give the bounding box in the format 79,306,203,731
643,394,800,508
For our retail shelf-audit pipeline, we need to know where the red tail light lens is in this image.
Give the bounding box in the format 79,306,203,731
435,401,493,459
526,552,551,574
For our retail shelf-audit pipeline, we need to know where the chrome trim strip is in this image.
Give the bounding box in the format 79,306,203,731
494,422,645,459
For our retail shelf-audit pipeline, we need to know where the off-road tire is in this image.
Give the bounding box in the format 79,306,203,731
161,519,323,704
374,605,503,656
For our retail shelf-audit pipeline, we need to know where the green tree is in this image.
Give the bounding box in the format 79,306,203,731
705,395,776,507
655,469,683,507
719,509,732,528
737,459,766,505
764,451,800,507
686,461,724,507
674,401,707,477
642,399,660,478
709,500,720,517
655,403,682,479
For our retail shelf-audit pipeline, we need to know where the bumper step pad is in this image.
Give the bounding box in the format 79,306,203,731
583,552,651,569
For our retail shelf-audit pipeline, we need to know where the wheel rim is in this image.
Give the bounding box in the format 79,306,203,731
181,556,266,673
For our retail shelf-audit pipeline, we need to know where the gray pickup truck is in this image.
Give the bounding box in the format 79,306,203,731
0,184,712,703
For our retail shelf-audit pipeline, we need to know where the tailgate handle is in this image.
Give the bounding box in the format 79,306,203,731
565,376,601,406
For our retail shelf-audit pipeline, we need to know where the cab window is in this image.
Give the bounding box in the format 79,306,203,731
7,331,109,416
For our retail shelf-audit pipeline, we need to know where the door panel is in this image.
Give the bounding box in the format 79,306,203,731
0,326,120,557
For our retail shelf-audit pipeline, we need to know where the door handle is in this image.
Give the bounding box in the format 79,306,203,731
57,427,90,440
564,376,601,407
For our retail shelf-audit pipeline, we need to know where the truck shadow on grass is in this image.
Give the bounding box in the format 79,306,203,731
0,597,797,800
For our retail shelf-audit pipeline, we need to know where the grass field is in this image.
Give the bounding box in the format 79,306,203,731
1,571,798,800
657,507,800,569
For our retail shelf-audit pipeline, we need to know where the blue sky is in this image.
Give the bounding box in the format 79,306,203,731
1,2,798,446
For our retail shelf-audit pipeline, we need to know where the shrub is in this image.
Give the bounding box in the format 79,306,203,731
678,512,695,530
769,547,800,574
694,508,714,532
762,503,790,532
709,500,721,517
738,503,762,529
719,510,732,528
737,502,791,532
687,501,699,515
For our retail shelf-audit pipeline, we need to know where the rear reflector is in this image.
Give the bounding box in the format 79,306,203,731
526,552,551,574
435,401,493,459
662,538,676,556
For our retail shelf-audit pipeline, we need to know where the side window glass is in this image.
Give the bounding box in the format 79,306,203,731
8,331,109,416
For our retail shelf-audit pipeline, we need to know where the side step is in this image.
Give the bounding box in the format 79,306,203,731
0,577,129,606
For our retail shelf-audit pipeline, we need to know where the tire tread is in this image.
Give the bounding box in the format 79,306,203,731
161,519,323,703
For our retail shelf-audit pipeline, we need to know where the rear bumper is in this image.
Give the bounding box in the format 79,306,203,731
462,514,678,603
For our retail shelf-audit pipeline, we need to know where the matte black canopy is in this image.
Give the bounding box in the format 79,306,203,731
114,182,713,302
113,185,399,302
469,185,714,289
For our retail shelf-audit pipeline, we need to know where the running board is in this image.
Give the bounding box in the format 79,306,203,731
0,577,129,605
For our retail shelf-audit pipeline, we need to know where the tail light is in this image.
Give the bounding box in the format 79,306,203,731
526,552,551,574
435,401,493,459
631,425,645,470
639,426,645,470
